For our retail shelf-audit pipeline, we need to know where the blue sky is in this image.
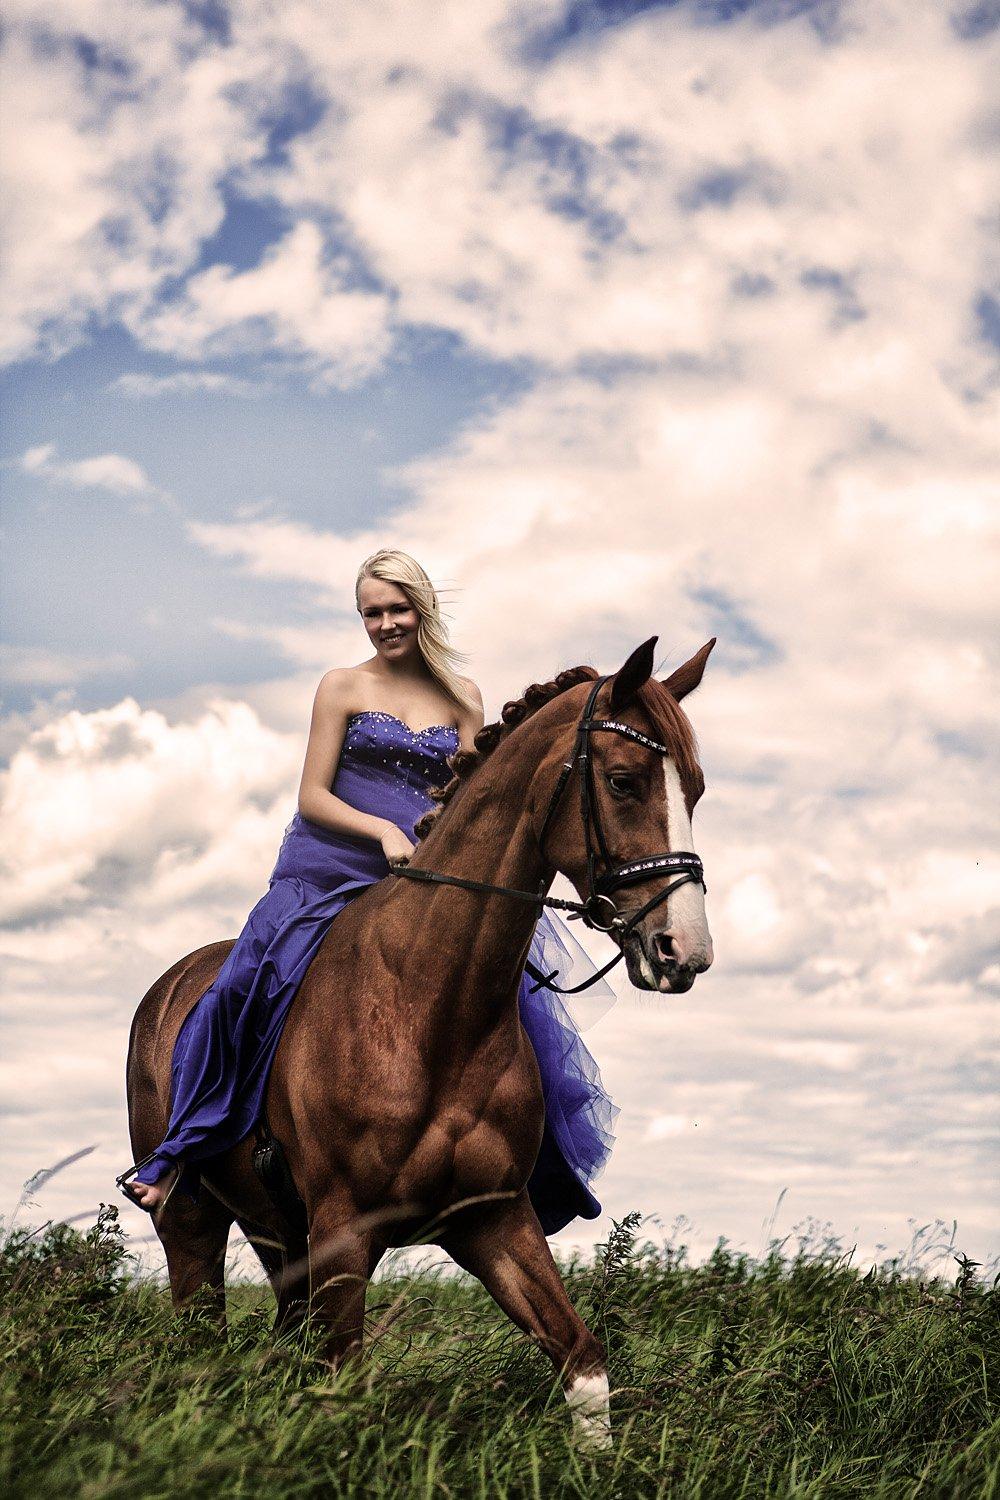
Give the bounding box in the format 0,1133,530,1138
3,324,526,710
2,0,998,1273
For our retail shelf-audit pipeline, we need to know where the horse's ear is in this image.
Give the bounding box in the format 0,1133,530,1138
609,636,657,712
661,638,716,701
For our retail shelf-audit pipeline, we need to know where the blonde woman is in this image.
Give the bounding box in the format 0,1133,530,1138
121,551,616,1233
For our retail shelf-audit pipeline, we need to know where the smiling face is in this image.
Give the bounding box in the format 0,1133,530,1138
357,577,422,663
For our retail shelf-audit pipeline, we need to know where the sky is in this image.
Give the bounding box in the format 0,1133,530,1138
1,0,998,1279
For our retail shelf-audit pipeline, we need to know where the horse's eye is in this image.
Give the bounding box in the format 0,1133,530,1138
607,773,639,799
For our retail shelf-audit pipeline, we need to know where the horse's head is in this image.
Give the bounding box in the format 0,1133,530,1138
536,637,715,995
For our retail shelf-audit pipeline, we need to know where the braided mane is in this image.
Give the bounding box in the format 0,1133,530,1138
414,665,598,840
415,663,701,840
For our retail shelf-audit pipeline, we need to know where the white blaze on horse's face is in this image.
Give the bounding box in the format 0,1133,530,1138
631,754,713,994
661,757,713,969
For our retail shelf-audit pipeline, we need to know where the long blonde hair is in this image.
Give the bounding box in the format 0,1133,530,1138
355,549,478,714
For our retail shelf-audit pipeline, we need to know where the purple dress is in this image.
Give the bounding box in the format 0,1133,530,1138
135,711,618,1234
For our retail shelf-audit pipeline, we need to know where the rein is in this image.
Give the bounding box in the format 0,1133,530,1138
393,677,706,994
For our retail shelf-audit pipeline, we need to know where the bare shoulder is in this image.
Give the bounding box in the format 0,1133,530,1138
313,667,362,715
457,678,485,748
460,676,485,711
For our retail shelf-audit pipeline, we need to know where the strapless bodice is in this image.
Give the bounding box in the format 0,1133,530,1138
337,710,459,794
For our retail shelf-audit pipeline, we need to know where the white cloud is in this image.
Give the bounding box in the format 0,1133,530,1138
0,691,297,1247
138,222,393,383
20,443,156,495
0,644,135,687
4,1,997,399
242,0,999,386
0,696,299,925
112,370,267,398
187,514,369,589
0,4,278,364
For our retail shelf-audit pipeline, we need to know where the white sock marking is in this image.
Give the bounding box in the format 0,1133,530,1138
566,1371,612,1451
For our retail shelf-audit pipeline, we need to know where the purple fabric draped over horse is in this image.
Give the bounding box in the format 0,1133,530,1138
135,709,618,1235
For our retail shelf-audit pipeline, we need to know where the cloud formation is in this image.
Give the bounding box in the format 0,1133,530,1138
4,1,998,391
0,645,135,687
1,2,259,362
2,697,299,927
112,370,266,399
140,222,394,383
20,443,156,496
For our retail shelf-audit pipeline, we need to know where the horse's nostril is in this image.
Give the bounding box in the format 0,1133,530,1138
652,932,678,965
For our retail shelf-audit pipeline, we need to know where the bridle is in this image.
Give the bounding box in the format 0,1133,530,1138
393,675,706,994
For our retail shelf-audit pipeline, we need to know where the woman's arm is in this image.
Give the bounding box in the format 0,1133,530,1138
297,671,395,843
457,678,486,752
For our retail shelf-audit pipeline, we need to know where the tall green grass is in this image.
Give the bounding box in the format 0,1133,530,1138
2,1206,997,1498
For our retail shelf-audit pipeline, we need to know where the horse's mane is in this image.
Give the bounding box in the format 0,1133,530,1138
415,663,700,840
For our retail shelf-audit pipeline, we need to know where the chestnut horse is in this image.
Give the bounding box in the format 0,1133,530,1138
126,637,714,1449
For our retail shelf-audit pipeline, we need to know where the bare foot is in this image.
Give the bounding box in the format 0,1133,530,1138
129,1179,168,1211
123,1168,179,1213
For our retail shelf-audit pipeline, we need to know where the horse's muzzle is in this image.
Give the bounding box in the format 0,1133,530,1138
623,923,714,994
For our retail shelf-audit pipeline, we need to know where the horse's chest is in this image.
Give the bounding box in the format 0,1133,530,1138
351,1049,543,1210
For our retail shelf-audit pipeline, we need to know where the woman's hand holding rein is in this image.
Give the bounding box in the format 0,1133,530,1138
380,823,416,867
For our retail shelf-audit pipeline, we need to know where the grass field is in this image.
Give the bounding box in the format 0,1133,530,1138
2,1205,997,1498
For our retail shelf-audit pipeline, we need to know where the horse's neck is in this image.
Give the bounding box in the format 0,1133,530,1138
394,739,548,1027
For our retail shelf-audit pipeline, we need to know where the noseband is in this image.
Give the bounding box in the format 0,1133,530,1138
394,676,706,994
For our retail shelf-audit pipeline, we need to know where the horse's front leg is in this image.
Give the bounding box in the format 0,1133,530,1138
153,1183,233,1329
441,1192,611,1451
307,1201,382,1365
